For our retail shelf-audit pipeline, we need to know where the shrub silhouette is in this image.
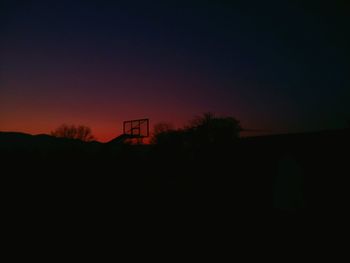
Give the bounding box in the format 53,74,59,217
51,124,95,142
186,112,241,145
151,122,175,145
153,113,242,151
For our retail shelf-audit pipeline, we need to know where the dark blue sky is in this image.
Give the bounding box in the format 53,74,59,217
1,0,349,141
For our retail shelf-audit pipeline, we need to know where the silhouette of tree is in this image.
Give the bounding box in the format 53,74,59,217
152,113,241,149
151,122,175,145
51,124,95,142
186,112,242,145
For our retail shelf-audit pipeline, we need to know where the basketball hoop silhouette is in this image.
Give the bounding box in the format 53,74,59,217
107,118,150,144
123,118,149,138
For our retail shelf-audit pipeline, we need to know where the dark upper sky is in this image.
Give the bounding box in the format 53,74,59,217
1,0,349,141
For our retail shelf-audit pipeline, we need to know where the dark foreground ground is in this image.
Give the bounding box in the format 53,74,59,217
1,130,349,237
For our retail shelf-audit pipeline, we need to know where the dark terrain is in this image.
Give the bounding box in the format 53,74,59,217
1,130,349,231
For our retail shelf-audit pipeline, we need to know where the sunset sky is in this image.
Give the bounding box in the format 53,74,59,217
1,0,349,142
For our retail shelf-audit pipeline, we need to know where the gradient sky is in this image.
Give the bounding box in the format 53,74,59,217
1,0,349,141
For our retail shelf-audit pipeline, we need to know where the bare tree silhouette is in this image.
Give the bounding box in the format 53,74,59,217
51,124,95,142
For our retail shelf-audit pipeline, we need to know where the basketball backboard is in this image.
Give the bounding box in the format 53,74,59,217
123,118,149,138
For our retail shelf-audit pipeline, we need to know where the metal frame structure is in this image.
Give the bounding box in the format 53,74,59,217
123,118,149,138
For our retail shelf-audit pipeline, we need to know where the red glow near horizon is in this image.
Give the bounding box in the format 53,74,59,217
0,104,267,142
0,67,277,142
0,58,260,142
0,77,257,142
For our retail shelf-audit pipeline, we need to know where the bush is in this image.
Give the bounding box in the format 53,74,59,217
152,113,242,149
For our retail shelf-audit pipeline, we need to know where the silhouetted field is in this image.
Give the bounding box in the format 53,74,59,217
1,130,349,229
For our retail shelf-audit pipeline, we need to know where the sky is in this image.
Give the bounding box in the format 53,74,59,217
1,0,349,142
